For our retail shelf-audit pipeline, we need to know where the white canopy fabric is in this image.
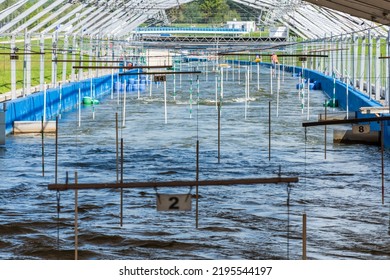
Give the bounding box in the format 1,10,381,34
0,0,388,39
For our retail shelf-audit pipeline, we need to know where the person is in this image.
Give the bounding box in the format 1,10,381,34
270,53,279,76
271,53,279,65
255,55,261,63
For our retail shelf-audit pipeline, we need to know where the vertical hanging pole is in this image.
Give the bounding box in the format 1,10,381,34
173,73,176,101
257,62,260,91
43,83,47,122
111,69,114,99
302,213,307,260
137,69,140,99
215,73,218,110
324,102,327,160
196,140,199,229
221,67,224,98
277,64,280,117
381,121,385,205
307,78,310,121
122,80,127,128
78,88,81,127
55,116,59,185
238,60,241,85
116,113,119,184
41,116,44,177
59,83,62,119
120,138,124,227
245,67,248,120
268,101,271,161
150,75,153,97
346,76,349,119
218,101,221,164
270,67,273,95
74,171,78,260
164,80,167,124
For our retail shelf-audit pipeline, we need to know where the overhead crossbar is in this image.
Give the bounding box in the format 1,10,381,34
48,177,299,191
302,116,390,127
119,71,202,76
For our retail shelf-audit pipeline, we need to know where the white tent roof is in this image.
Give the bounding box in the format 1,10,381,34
0,0,388,39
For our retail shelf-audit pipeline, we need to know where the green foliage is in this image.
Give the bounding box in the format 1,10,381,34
167,0,241,24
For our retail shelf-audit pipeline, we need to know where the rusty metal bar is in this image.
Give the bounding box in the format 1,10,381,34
119,71,202,76
302,116,390,127
73,65,172,69
49,177,299,191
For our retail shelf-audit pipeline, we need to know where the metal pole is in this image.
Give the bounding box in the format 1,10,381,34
387,29,390,110
122,80,127,128
368,30,372,99
78,88,81,127
74,171,78,260
269,101,271,161
55,116,58,185
196,140,199,228
41,116,44,177
218,101,221,164
381,121,385,205
325,102,327,160
302,213,307,260
120,138,124,227
164,80,167,124
116,113,119,184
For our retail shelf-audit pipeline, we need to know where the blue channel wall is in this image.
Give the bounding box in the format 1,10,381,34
228,60,390,147
3,69,143,134
5,75,110,134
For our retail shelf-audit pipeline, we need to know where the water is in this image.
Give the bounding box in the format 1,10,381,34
0,64,389,260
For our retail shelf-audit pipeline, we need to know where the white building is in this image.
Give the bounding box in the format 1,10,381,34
226,20,256,32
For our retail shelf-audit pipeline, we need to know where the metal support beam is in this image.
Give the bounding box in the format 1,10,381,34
48,177,299,191
25,31,31,96
62,35,68,84
40,33,45,92
10,34,16,100
0,0,51,33
303,116,390,127
375,36,381,100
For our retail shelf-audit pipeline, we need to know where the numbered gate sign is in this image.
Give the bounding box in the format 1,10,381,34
352,124,370,134
154,75,166,82
156,194,192,212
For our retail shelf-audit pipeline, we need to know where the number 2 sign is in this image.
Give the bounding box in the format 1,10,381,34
156,194,192,211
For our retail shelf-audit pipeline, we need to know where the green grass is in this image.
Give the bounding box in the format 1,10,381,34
0,38,82,95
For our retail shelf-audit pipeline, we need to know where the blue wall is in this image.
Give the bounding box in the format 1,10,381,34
229,60,390,147
3,68,146,134
4,75,112,134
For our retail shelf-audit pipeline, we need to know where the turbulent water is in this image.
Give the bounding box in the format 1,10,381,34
1,63,389,260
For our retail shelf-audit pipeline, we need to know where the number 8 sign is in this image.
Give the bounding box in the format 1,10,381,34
352,124,370,134
156,194,192,211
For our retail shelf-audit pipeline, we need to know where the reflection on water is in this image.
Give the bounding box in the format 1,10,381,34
0,64,389,260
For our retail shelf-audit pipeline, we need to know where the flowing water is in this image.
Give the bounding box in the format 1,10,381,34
1,64,389,260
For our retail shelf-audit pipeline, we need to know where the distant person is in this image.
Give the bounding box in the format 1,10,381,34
271,53,279,76
255,55,261,63
271,53,279,65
